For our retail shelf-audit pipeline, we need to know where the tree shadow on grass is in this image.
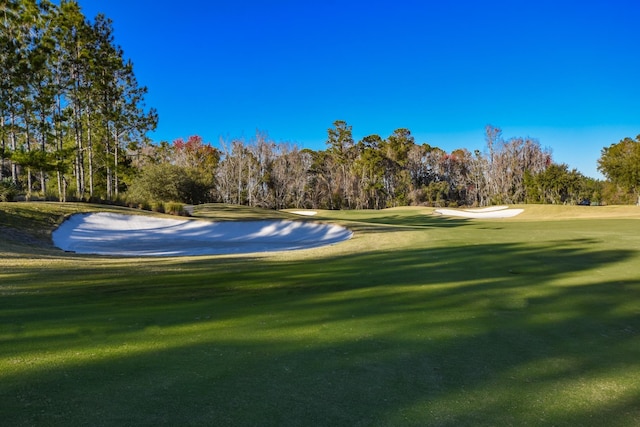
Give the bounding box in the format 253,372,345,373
1,238,639,425
194,203,296,221
329,212,471,230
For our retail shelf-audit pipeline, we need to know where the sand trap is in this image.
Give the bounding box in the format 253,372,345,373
462,206,509,213
289,210,318,216
52,212,352,256
435,207,524,218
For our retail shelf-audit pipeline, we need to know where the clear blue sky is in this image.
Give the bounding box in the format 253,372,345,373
76,0,640,179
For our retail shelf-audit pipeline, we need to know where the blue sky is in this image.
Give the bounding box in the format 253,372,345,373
76,0,640,178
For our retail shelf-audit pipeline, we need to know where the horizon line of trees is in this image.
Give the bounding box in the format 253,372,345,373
124,122,608,210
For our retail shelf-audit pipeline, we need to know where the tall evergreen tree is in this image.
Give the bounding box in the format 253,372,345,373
325,120,355,208
0,1,156,201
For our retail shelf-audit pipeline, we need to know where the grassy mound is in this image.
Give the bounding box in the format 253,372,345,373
1,202,639,426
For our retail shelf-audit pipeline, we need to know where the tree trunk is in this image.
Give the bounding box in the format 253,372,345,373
39,110,47,197
86,113,94,198
114,131,119,199
0,116,4,181
25,115,32,200
105,122,112,201
39,170,46,197
54,97,63,202
74,101,84,200
9,111,18,184
57,170,63,202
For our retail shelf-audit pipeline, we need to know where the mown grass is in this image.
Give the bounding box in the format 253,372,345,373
1,202,639,426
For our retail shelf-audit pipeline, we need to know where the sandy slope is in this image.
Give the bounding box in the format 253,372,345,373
434,206,524,218
52,212,352,256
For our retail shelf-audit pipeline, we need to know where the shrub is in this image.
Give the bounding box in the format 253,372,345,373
151,201,165,213
127,163,214,205
165,202,184,216
0,178,18,202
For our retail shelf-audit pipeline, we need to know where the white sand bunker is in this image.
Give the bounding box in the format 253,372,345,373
289,210,318,216
53,212,352,256
434,206,524,219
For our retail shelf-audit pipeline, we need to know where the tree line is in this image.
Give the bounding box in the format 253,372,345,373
2,1,636,209
1,0,156,202
126,122,602,210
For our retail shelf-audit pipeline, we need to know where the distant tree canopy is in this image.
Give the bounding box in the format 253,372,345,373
123,123,602,209
524,163,594,205
598,135,640,205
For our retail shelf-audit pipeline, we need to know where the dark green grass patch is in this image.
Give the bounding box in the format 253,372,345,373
1,203,639,426
194,203,299,221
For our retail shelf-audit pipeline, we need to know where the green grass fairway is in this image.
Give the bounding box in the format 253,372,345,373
1,203,640,426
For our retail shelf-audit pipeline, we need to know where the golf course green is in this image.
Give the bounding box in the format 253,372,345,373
1,202,639,426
